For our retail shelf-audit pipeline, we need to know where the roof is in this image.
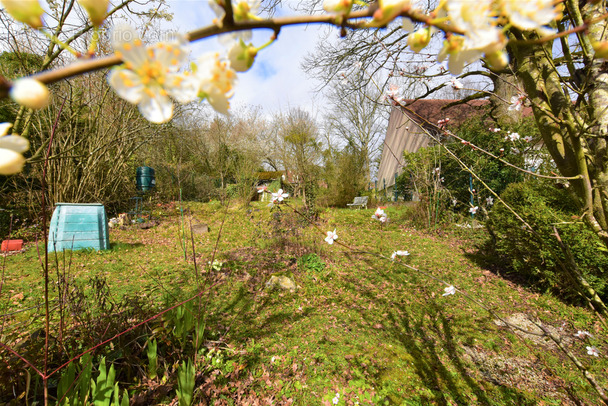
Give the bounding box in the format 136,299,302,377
400,99,490,128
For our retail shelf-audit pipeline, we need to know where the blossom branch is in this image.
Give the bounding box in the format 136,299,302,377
0,8,462,97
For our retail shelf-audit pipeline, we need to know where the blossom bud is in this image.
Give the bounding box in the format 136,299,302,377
485,50,509,71
233,0,253,21
0,148,25,175
407,27,432,53
10,78,50,110
0,0,44,29
77,0,109,27
368,0,409,27
0,123,29,176
228,40,257,72
323,0,353,14
593,41,608,59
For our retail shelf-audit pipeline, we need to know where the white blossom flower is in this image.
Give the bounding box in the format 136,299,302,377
325,229,338,245
450,77,463,90
508,94,525,112
440,0,505,74
10,78,49,110
332,393,340,405
194,52,238,115
524,136,534,143
379,215,388,223
501,0,558,32
0,123,29,175
385,84,404,104
0,0,44,28
391,250,410,260
507,132,520,142
372,207,386,220
575,330,593,338
271,188,289,203
489,127,501,133
469,206,478,214
586,346,599,357
452,198,458,206
486,196,494,206
434,167,441,175
443,285,456,296
108,24,198,124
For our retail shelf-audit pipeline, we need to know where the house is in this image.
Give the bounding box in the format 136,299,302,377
376,99,490,198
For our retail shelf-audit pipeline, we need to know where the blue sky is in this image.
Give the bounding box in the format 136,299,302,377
166,0,329,116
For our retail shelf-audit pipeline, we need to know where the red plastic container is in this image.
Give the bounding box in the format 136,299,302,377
1,239,23,252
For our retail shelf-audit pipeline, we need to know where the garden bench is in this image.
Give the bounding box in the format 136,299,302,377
347,196,369,210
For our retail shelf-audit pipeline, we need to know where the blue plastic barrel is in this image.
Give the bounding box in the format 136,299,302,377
48,203,110,251
136,166,156,192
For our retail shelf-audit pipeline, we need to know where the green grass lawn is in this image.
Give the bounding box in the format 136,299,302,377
0,201,606,405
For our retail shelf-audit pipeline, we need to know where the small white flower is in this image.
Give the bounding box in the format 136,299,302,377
508,95,525,112
391,250,410,260
10,78,50,110
450,77,463,90
379,215,388,223
524,135,534,143
575,331,593,338
332,392,340,405
371,207,386,220
271,356,276,363
434,167,441,175
507,132,520,142
385,84,404,104
469,206,478,214
325,229,338,245
486,196,494,206
489,127,501,133
452,198,458,207
271,188,289,203
443,285,456,296
586,346,599,357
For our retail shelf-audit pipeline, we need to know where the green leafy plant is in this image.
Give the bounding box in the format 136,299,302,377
298,253,326,272
91,357,116,406
176,359,195,406
147,338,158,380
487,180,608,302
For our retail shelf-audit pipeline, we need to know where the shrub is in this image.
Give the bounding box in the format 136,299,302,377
487,180,608,302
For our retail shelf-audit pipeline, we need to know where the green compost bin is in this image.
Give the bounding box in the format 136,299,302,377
48,203,110,252
136,166,156,192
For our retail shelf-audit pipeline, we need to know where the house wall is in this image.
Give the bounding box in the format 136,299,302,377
376,106,431,190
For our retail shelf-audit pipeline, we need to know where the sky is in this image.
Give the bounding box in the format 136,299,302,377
165,0,332,117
